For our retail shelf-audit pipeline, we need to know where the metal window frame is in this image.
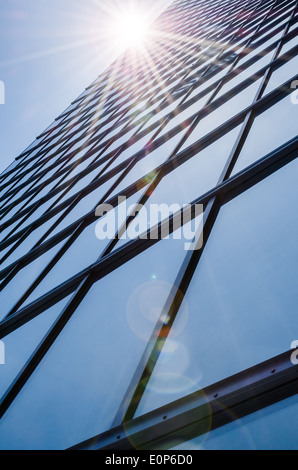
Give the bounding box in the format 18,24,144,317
0,0,297,451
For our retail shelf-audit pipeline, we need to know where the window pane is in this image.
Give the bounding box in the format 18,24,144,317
232,94,298,175
22,189,146,307
120,126,241,245
0,240,66,319
281,35,298,54
217,52,273,98
180,79,261,151
0,297,71,399
173,394,298,450
108,130,188,198
265,54,298,95
45,174,119,240
158,127,240,198
136,157,298,415
161,91,213,135
0,211,68,271
0,233,189,449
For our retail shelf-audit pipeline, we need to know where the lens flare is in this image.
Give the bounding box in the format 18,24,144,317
110,9,150,50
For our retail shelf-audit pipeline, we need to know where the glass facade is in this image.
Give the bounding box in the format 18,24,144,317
0,0,297,450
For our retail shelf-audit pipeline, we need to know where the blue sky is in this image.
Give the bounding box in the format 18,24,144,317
0,0,172,173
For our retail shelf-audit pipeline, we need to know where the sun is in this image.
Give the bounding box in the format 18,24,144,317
116,11,148,47
109,7,150,50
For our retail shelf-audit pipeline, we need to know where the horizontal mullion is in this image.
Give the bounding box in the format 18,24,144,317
70,349,298,450
0,134,297,339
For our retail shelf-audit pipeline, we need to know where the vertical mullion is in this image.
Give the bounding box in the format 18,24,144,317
117,0,291,427
220,0,298,182
0,275,92,420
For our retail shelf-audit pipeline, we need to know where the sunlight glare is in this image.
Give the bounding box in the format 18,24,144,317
110,8,150,50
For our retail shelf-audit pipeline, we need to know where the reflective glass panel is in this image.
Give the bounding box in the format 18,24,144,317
0,232,189,449
0,297,71,399
173,394,298,450
137,157,298,415
232,94,298,175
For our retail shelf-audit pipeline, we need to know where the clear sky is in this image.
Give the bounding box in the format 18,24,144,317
0,0,172,173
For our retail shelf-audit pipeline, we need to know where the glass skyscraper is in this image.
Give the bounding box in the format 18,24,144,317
0,0,298,450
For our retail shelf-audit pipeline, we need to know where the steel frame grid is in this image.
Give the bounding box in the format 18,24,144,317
1,60,297,287
0,79,297,315
1,9,296,239
1,34,297,275
0,0,288,194
0,0,297,451
0,0,273,167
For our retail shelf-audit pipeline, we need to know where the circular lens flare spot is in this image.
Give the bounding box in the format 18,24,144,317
126,281,188,342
